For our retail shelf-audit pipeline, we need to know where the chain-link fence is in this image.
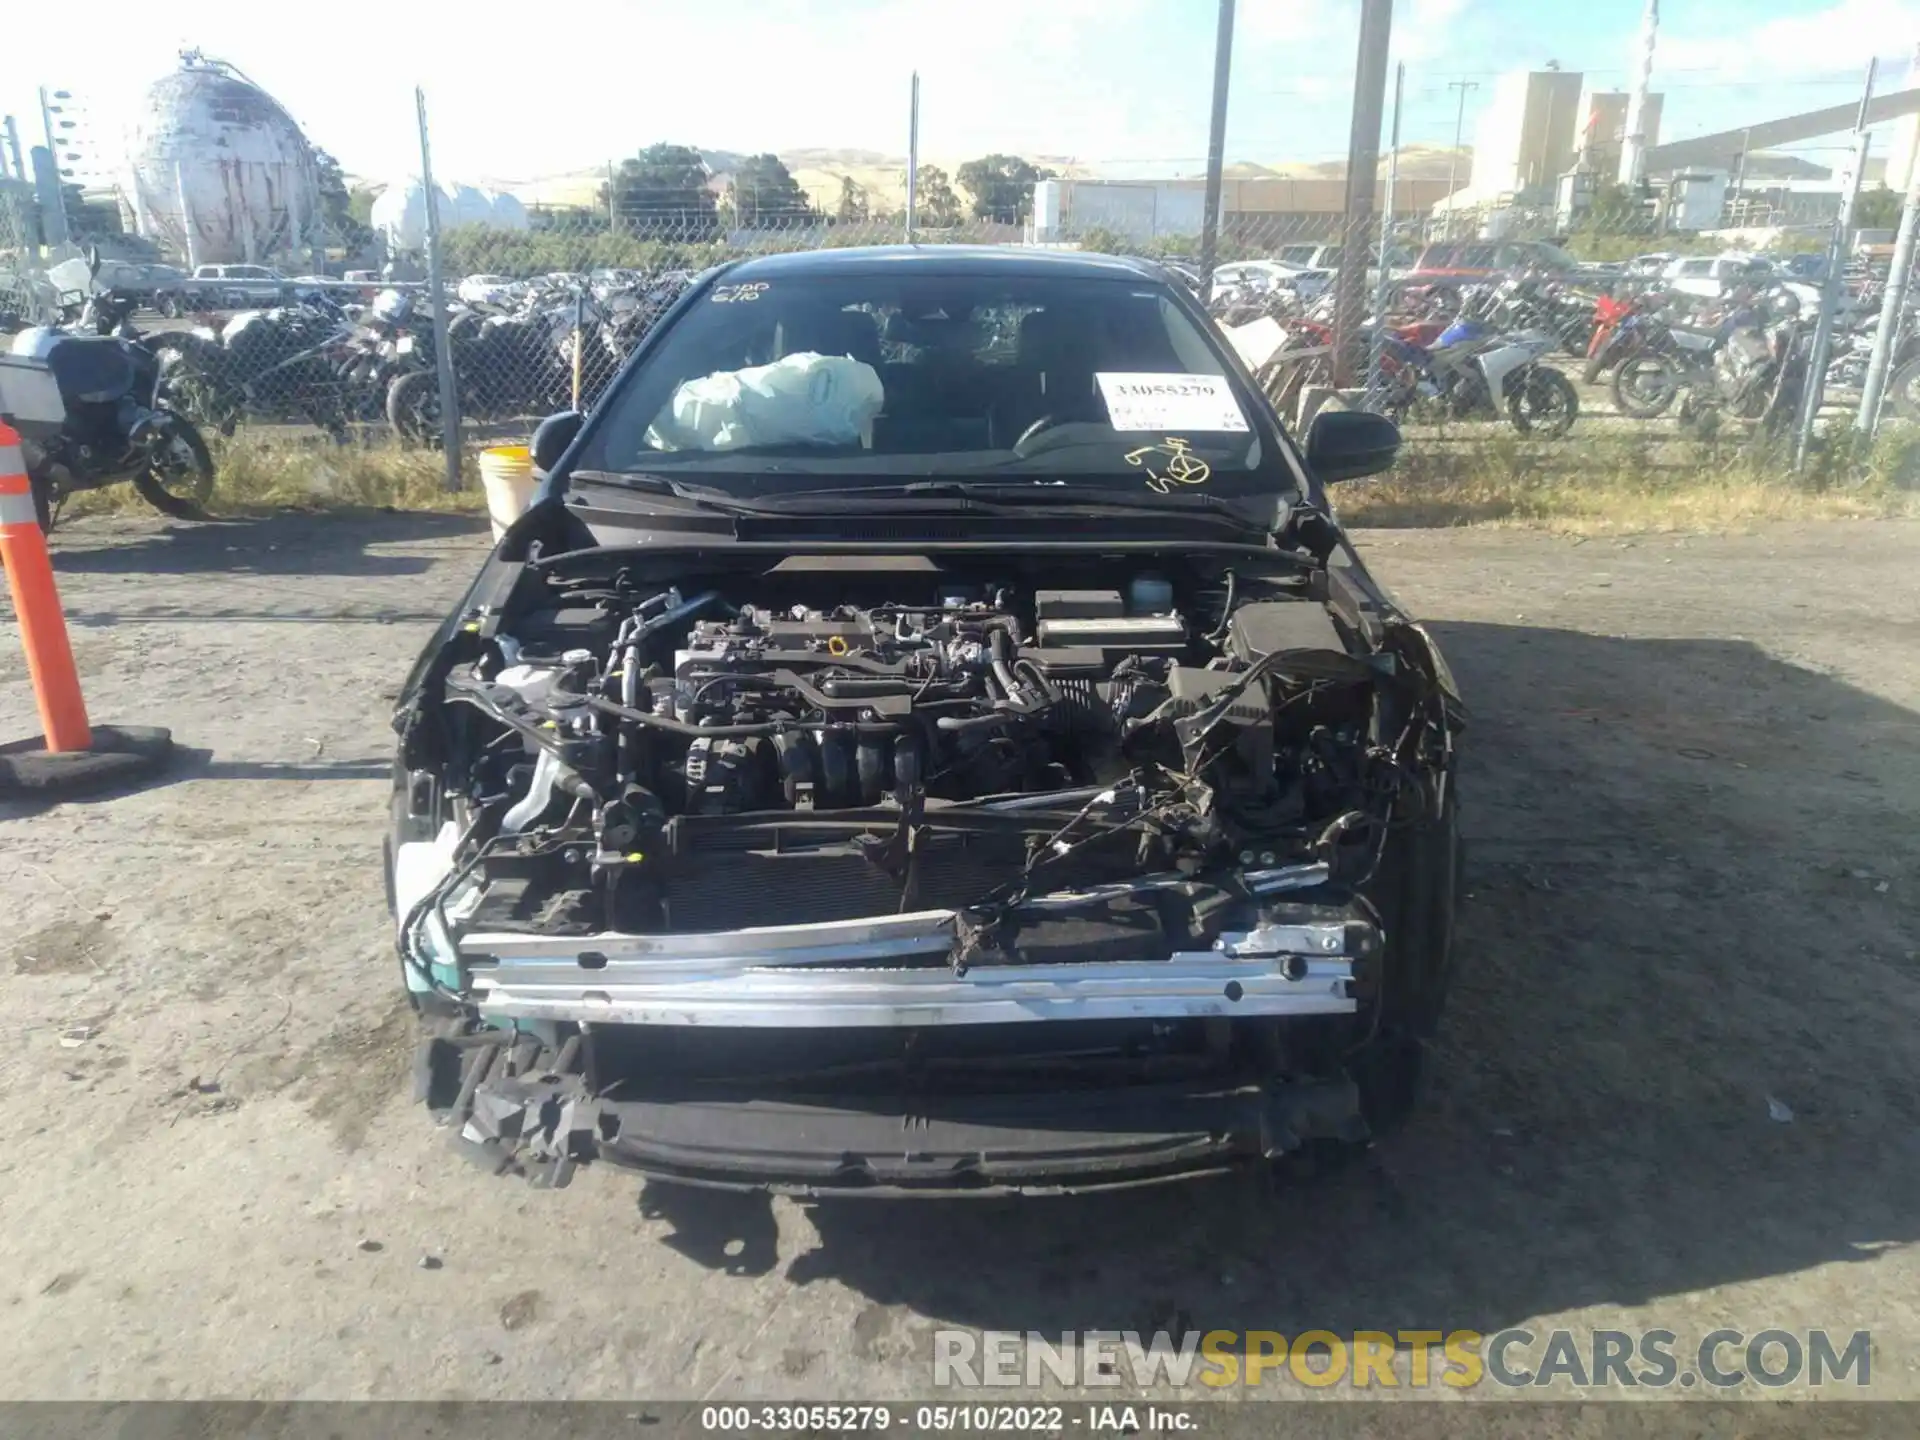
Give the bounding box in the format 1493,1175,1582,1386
6,60,1918,468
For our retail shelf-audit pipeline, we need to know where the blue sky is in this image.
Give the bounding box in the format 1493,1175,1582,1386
5,0,1916,187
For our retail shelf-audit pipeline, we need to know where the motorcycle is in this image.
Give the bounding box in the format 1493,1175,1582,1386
1381,314,1580,437
151,298,361,442
1608,314,1723,419
1612,289,1805,428
0,254,214,530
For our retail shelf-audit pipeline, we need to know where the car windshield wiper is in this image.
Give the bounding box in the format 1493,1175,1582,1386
833,479,1274,520
568,469,779,515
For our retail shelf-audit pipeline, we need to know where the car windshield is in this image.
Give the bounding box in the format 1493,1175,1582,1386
575,271,1286,500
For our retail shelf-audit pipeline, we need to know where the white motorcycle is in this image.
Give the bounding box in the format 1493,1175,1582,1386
1397,320,1580,437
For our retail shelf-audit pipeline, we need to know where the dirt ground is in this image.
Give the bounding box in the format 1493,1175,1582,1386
1,509,1916,1403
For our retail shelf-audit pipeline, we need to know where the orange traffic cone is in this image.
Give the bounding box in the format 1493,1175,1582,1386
0,421,172,796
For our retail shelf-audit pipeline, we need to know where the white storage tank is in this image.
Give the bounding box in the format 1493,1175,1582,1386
372,179,533,253
123,51,321,265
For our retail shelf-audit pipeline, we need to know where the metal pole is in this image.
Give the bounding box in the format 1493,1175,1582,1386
905,72,920,241
36,88,70,250
1197,0,1235,304
1331,0,1393,388
1446,80,1478,237
1857,99,1920,436
1732,127,1751,210
606,160,617,231
1371,62,1405,395
416,87,462,490
1618,0,1659,188
1795,59,1876,473
572,287,585,412
2,118,23,184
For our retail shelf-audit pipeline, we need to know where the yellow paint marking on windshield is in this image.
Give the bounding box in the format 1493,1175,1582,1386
1125,437,1212,494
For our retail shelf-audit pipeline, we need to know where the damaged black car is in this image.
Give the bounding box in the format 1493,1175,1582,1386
387,246,1464,1194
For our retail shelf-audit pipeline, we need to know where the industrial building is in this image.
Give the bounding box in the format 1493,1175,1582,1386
1032,175,1459,245
1577,89,1666,183
1468,68,1588,199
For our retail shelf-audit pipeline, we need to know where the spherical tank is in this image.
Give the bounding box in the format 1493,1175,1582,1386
124,54,321,266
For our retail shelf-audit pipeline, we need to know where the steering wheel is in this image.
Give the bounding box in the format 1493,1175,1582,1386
1012,414,1061,456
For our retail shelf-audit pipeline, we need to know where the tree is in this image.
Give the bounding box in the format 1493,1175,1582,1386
1855,185,1902,231
601,144,719,237
955,154,1055,224
914,165,962,227
732,153,816,228
834,175,870,224
311,148,371,248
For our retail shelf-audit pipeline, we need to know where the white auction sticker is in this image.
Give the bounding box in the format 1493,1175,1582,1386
1096,372,1250,432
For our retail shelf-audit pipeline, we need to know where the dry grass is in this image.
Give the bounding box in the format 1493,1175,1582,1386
58,425,1920,536
61,432,489,523
1336,426,1920,533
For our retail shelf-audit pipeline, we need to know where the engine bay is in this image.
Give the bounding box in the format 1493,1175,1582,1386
399,547,1450,944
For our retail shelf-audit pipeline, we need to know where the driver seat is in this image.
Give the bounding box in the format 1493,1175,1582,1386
1011,308,1106,433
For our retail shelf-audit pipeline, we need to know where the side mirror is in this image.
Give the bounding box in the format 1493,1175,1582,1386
530,410,585,474
1305,408,1400,484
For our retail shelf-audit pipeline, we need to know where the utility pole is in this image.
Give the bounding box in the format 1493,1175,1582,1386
905,72,920,242
1619,0,1660,188
1371,62,1406,396
1445,80,1478,236
1197,0,1235,304
415,86,462,491
1331,0,1394,387
1795,59,1876,473
36,87,71,249
1856,124,1920,437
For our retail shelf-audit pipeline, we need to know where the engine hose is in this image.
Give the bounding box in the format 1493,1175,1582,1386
587,695,902,739
987,625,1043,714
935,710,1022,734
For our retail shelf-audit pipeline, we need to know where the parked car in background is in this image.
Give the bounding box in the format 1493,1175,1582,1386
186,264,289,310
1625,253,1676,279
45,257,189,311
1213,259,1333,302
1406,240,1580,284
1662,254,1772,300
1276,244,1415,275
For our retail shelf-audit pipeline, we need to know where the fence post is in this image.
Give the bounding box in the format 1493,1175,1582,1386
1794,59,1876,474
905,72,920,243
415,86,462,490
1370,61,1405,398
1856,113,1920,438
1197,0,1235,304
1331,0,1394,388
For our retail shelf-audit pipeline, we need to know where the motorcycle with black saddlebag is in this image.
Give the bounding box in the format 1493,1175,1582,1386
0,250,214,531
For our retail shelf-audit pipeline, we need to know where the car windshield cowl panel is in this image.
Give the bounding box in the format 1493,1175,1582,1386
570,271,1295,504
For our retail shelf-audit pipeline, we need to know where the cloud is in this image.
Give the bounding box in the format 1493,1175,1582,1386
1660,0,1920,80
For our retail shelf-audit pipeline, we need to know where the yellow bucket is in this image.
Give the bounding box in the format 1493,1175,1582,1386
477,445,536,540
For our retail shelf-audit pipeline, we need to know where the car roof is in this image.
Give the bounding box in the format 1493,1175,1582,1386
720,244,1169,283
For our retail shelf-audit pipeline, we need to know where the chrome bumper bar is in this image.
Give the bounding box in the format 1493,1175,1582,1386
459,909,1362,1028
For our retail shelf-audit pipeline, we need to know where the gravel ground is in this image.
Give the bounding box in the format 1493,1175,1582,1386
0,509,1916,1403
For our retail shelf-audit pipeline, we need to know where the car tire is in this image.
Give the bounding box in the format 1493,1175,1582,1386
1347,776,1460,1137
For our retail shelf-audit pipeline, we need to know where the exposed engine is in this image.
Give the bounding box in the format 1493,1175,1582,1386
409,552,1444,939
